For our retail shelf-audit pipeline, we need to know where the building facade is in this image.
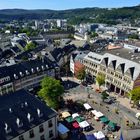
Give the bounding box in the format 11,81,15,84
0,57,59,95
74,51,140,95
0,89,58,140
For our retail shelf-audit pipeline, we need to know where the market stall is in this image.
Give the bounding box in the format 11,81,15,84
62,111,71,118
72,113,79,119
58,123,70,140
94,131,105,140
83,103,92,111
79,121,90,131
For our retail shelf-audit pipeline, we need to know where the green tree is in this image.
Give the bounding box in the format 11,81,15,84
90,32,98,38
129,87,140,107
76,67,86,81
38,76,64,109
96,74,105,89
25,41,36,51
101,91,109,102
128,34,139,40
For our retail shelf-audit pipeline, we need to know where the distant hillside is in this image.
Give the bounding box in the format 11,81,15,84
0,5,140,24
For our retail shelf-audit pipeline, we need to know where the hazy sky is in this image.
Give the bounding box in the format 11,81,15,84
0,0,140,10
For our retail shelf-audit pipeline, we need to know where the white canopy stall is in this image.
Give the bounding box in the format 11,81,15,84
83,103,92,111
72,113,79,119
79,121,90,131
94,131,105,140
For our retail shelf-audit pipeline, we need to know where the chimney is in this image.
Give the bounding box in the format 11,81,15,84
41,65,44,70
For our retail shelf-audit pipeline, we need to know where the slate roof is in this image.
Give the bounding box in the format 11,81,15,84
0,57,58,86
0,89,57,140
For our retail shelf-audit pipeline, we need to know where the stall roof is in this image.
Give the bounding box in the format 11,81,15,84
95,111,104,118
62,111,71,118
94,131,105,139
79,121,90,128
72,113,79,119
75,116,85,123
91,110,98,115
65,116,74,123
108,121,117,129
72,122,80,129
57,123,70,135
83,103,92,110
100,116,109,123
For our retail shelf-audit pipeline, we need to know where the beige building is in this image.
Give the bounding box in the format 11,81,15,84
82,49,140,95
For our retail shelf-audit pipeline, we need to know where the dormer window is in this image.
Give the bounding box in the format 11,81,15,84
19,72,24,77
27,113,34,122
25,102,28,107
9,108,12,113
16,118,23,128
41,66,44,70
25,70,29,75
46,65,48,68
31,68,34,73
4,123,11,134
14,74,18,79
37,108,43,118
37,67,40,72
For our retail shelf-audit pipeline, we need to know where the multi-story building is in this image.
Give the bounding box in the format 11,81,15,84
73,48,140,96
0,57,59,95
0,89,58,140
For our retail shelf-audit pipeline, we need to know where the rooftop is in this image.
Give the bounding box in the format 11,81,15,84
0,89,57,140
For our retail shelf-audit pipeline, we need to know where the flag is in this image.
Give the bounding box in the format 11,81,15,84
120,132,124,140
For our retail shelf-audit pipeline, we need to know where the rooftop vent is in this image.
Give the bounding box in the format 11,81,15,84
116,53,120,56
27,113,34,122
31,68,34,73
14,74,18,79
46,65,48,68
4,123,11,134
131,58,134,60
25,70,29,75
37,108,43,118
16,118,23,128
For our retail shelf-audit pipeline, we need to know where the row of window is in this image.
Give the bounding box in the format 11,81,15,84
19,120,53,140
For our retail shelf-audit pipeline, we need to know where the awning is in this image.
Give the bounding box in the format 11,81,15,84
62,111,71,118
83,103,92,110
79,121,90,128
72,122,80,129
57,123,70,135
86,134,96,140
65,116,74,123
94,131,105,139
91,110,98,115
72,113,79,119
108,121,117,130
95,111,104,118
100,116,109,123
75,116,85,123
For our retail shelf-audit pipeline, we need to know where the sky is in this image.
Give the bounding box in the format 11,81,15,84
0,0,140,10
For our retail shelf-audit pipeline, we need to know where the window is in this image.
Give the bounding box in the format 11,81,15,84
19,135,24,140
49,130,53,138
40,135,45,140
29,130,34,138
39,124,44,133
48,120,53,128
